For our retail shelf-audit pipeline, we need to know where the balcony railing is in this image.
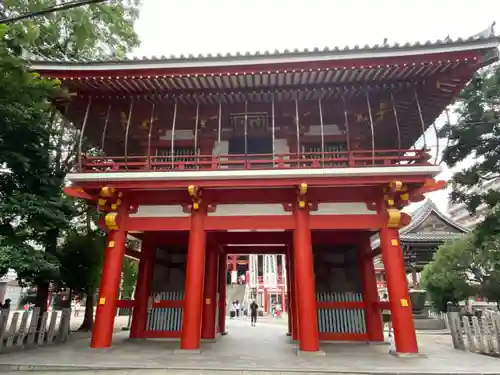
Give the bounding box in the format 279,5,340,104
80,149,431,173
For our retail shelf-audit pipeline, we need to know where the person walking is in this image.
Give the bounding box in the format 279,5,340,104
249,300,259,327
74,300,81,317
230,301,236,319
235,300,241,319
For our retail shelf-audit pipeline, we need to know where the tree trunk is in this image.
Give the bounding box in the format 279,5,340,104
34,282,49,332
78,287,95,332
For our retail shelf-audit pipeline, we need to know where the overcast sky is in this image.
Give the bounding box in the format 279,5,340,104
132,0,500,214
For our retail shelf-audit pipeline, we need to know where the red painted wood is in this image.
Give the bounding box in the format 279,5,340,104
380,227,418,353
201,247,218,340
124,186,380,206
123,215,384,232
37,50,480,79
143,330,181,339
180,206,207,350
115,299,135,308
319,333,369,341
130,237,155,338
80,149,429,173
218,253,227,335
293,205,320,352
357,236,384,342
90,205,128,349
74,174,431,190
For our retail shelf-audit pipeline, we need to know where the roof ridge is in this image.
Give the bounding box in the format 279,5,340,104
402,199,468,234
27,32,500,64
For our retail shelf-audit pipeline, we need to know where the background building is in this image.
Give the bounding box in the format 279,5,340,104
447,176,500,229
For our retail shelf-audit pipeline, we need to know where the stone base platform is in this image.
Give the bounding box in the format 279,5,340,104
0,319,498,374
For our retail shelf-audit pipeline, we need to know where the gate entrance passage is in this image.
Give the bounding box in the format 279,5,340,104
111,229,393,352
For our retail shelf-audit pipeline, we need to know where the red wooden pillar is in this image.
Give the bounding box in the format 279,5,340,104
293,205,320,352
201,245,218,340
358,236,384,342
90,207,128,348
380,227,418,353
289,247,299,341
218,252,227,335
180,205,207,350
263,289,268,313
130,237,156,339
285,250,292,336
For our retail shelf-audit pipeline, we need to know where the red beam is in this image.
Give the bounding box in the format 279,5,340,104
76,174,431,191
309,215,383,230
63,186,93,200
124,217,190,231
319,333,369,341
224,246,287,254
143,330,180,339
123,215,382,232
39,50,481,79
124,186,379,206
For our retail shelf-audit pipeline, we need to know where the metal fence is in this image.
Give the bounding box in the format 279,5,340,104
0,308,71,353
447,312,500,356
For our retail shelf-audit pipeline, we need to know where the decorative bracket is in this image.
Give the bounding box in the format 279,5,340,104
297,183,308,209
188,185,202,211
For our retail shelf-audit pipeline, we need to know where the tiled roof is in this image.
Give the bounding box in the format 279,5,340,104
28,26,500,65
371,199,468,249
400,199,469,235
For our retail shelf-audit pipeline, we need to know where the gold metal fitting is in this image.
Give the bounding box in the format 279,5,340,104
389,180,404,192
188,185,197,197
386,199,395,207
386,208,401,228
111,199,122,211
98,198,107,207
100,186,115,198
298,183,308,195
298,200,306,208
400,193,409,201
104,212,118,230
192,201,200,210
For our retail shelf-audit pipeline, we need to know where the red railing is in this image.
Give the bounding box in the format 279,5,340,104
80,149,431,173
257,275,285,286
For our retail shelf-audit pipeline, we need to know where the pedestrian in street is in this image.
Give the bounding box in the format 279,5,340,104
2,299,11,310
74,300,81,317
381,293,392,336
230,301,236,319
249,300,259,327
235,300,241,319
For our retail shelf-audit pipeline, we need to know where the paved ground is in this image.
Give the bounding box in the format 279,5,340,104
0,317,498,374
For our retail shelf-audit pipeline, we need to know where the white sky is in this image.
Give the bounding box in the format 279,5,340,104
132,0,500,214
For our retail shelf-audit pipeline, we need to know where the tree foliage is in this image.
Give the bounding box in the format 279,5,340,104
421,233,500,311
0,23,68,282
0,0,142,319
439,63,500,218
4,0,141,59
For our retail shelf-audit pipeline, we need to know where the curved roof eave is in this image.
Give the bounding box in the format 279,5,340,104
28,36,500,72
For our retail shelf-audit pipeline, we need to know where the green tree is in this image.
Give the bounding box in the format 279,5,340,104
4,0,141,59
0,23,67,285
421,235,477,312
439,64,500,225
57,226,106,330
421,232,500,311
0,0,142,320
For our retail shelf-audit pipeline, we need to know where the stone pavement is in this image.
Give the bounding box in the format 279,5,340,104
0,318,498,374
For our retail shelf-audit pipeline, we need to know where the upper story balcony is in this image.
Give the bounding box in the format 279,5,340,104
31,32,499,180
81,149,431,173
